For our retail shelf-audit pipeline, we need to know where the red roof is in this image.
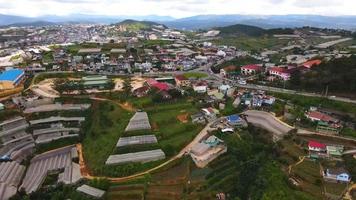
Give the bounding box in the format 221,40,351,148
303,60,322,69
241,64,262,71
175,74,187,81
152,82,169,91
223,65,238,71
146,79,159,86
308,141,326,149
268,67,289,73
307,111,334,122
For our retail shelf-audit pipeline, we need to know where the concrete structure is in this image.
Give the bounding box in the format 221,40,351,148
190,135,227,168
106,149,165,165
0,69,25,90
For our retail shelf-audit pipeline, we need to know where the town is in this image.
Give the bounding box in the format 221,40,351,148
1,5,356,200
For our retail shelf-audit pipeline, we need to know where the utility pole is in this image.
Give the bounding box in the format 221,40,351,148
325,85,329,97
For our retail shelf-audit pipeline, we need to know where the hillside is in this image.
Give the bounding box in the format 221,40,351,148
216,24,266,37
114,19,166,32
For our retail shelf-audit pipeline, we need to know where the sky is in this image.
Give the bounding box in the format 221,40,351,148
0,0,355,18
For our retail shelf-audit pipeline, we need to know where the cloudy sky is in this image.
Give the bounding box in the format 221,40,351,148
0,0,355,18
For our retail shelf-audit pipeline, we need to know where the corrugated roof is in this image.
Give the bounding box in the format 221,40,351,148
0,69,24,82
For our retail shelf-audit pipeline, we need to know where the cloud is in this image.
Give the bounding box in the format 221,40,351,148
0,0,355,18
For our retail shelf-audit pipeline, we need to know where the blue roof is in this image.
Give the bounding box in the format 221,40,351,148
0,69,24,82
227,114,240,122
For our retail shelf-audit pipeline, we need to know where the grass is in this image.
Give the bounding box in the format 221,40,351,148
82,98,204,177
324,182,347,197
82,101,133,176
212,36,292,52
183,72,208,79
292,160,323,199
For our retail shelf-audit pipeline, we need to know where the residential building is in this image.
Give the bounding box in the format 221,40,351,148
302,59,322,69
326,145,344,157
268,67,292,81
323,168,351,183
175,75,190,87
308,141,326,152
240,64,262,75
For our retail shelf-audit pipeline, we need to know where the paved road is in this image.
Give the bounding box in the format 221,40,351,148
244,110,294,140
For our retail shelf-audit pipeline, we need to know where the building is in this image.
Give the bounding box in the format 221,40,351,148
193,81,208,93
240,64,262,75
0,69,25,90
175,75,190,87
190,135,227,168
326,145,344,157
226,114,244,126
316,121,342,135
323,168,351,183
302,59,322,69
0,103,4,110
82,75,109,89
308,141,326,152
268,67,291,81
306,111,337,123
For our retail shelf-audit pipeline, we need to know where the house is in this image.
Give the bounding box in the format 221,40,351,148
323,168,351,183
201,107,218,122
240,64,262,75
146,79,170,91
226,114,244,126
133,86,150,97
308,141,326,152
0,102,4,110
175,75,190,87
268,67,292,81
190,135,227,168
191,113,206,124
219,84,231,95
0,68,25,90
326,145,344,157
306,111,337,123
193,81,208,93
316,121,342,135
302,59,322,69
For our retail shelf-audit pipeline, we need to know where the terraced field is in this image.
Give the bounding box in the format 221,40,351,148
108,184,145,200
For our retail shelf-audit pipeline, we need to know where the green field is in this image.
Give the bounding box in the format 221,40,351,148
212,36,292,52
291,160,323,199
82,97,204,177
183,72,208,79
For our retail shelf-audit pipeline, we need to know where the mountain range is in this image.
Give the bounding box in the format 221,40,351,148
1,14,356,30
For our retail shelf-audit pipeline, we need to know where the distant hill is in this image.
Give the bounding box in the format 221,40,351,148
114,19,167,31
217,24,266,37
163,14,356,30
215,24,295,37
2,13,356,30
0,20,57,28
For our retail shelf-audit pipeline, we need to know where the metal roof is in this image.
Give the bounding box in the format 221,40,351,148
0,69,24,82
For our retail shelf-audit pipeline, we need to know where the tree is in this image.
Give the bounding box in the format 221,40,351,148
122,78,132,98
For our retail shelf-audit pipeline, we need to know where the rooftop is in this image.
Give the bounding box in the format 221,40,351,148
0,69,24,82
